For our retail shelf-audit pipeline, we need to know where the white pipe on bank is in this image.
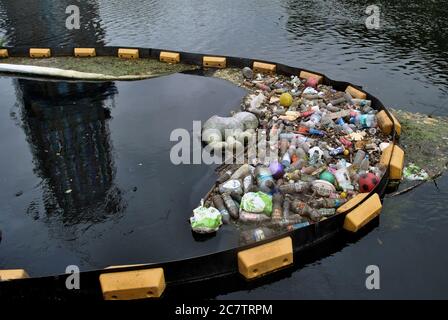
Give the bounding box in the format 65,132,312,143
0,63,154,80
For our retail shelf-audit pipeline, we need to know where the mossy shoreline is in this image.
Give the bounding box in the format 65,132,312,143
0,56,198,78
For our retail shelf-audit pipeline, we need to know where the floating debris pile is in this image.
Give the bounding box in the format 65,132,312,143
191,68,396,244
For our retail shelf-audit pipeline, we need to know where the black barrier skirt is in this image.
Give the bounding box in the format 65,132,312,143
0,46,398,300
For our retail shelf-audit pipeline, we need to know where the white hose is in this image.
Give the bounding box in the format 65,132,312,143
0,63,155,80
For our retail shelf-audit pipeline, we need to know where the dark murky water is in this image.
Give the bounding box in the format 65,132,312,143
1,0,448,298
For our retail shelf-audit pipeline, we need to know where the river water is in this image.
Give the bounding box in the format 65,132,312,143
0,0,447,299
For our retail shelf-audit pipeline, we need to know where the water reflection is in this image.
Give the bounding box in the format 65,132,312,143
15,79,125,225
0,0,105,46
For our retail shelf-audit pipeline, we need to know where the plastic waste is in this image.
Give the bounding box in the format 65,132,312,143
279,181,310,194
403,163,429,181
310,198,346,208
239,227,275,245
350,112,377,128
282,197,291,218
230,164,252,180
286,221,310,231
271,193,283,220
240,191,273,215
250,93,266,110
334,167,353,191
359,155,370,173
212,195,230,224
222,193,240,219
269,161,284,179
255,166,275,193
239,210,271,222
242,67,254,79
190,202,222,234
219,179,243,195
317,208,336,217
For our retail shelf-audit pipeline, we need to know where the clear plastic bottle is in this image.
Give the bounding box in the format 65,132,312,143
360,155,370,173
272,193,283,220
350,113,377,128
239,227,275,245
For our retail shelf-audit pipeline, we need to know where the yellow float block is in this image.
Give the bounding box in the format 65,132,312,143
238,237,292,280
337,193,369,214
376,110,402,136
99,268,165,300
380,144,405,180
0,49,8,58
203,56,226,68
74,48,96,57
345,85,367,99
160,51,180,64
118,48,139,59
343,193,382,232
253,61,276,74
29,48,51,58
299,70,323,84
0,269,30,281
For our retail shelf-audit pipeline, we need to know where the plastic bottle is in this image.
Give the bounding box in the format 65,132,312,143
279,181,310,194
330,146,345,156
271,193,283,221
281,152,291,167
350,113,377,128
282,197,291,218
290,201,321,221
336,117,354,134
352,150,366,168
230,164,252,180
295,147,307,161
250,93,266,109
334,168,354,191
239,227,275,245
297,126,325,137
230,191,242,203
219,179,243,195
269,214,304,227
255,166,275,193
212,195,230,224
286,221,310,231
217,170,232,184
317,208,336,217
239,210,271,222
284,170,301,181
279,139,289,155
221,193,239,219
279,133,316,145
360,155,370,173
243,175,254,193
310,198,346,208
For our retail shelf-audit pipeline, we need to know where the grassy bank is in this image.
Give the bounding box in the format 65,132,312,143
0,56,198,78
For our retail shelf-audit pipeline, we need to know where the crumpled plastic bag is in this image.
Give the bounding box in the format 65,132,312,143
190,201,222,233
240,192,272,215
403,163,429,181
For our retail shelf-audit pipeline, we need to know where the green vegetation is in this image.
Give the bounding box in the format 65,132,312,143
0,56,198,78
392,108,448,176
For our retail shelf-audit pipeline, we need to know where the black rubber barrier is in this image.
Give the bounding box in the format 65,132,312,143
0,46,398,300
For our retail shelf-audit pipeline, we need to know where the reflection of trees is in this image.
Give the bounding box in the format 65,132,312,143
15,79,126,225
0,0,105,46
284,0,448,85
